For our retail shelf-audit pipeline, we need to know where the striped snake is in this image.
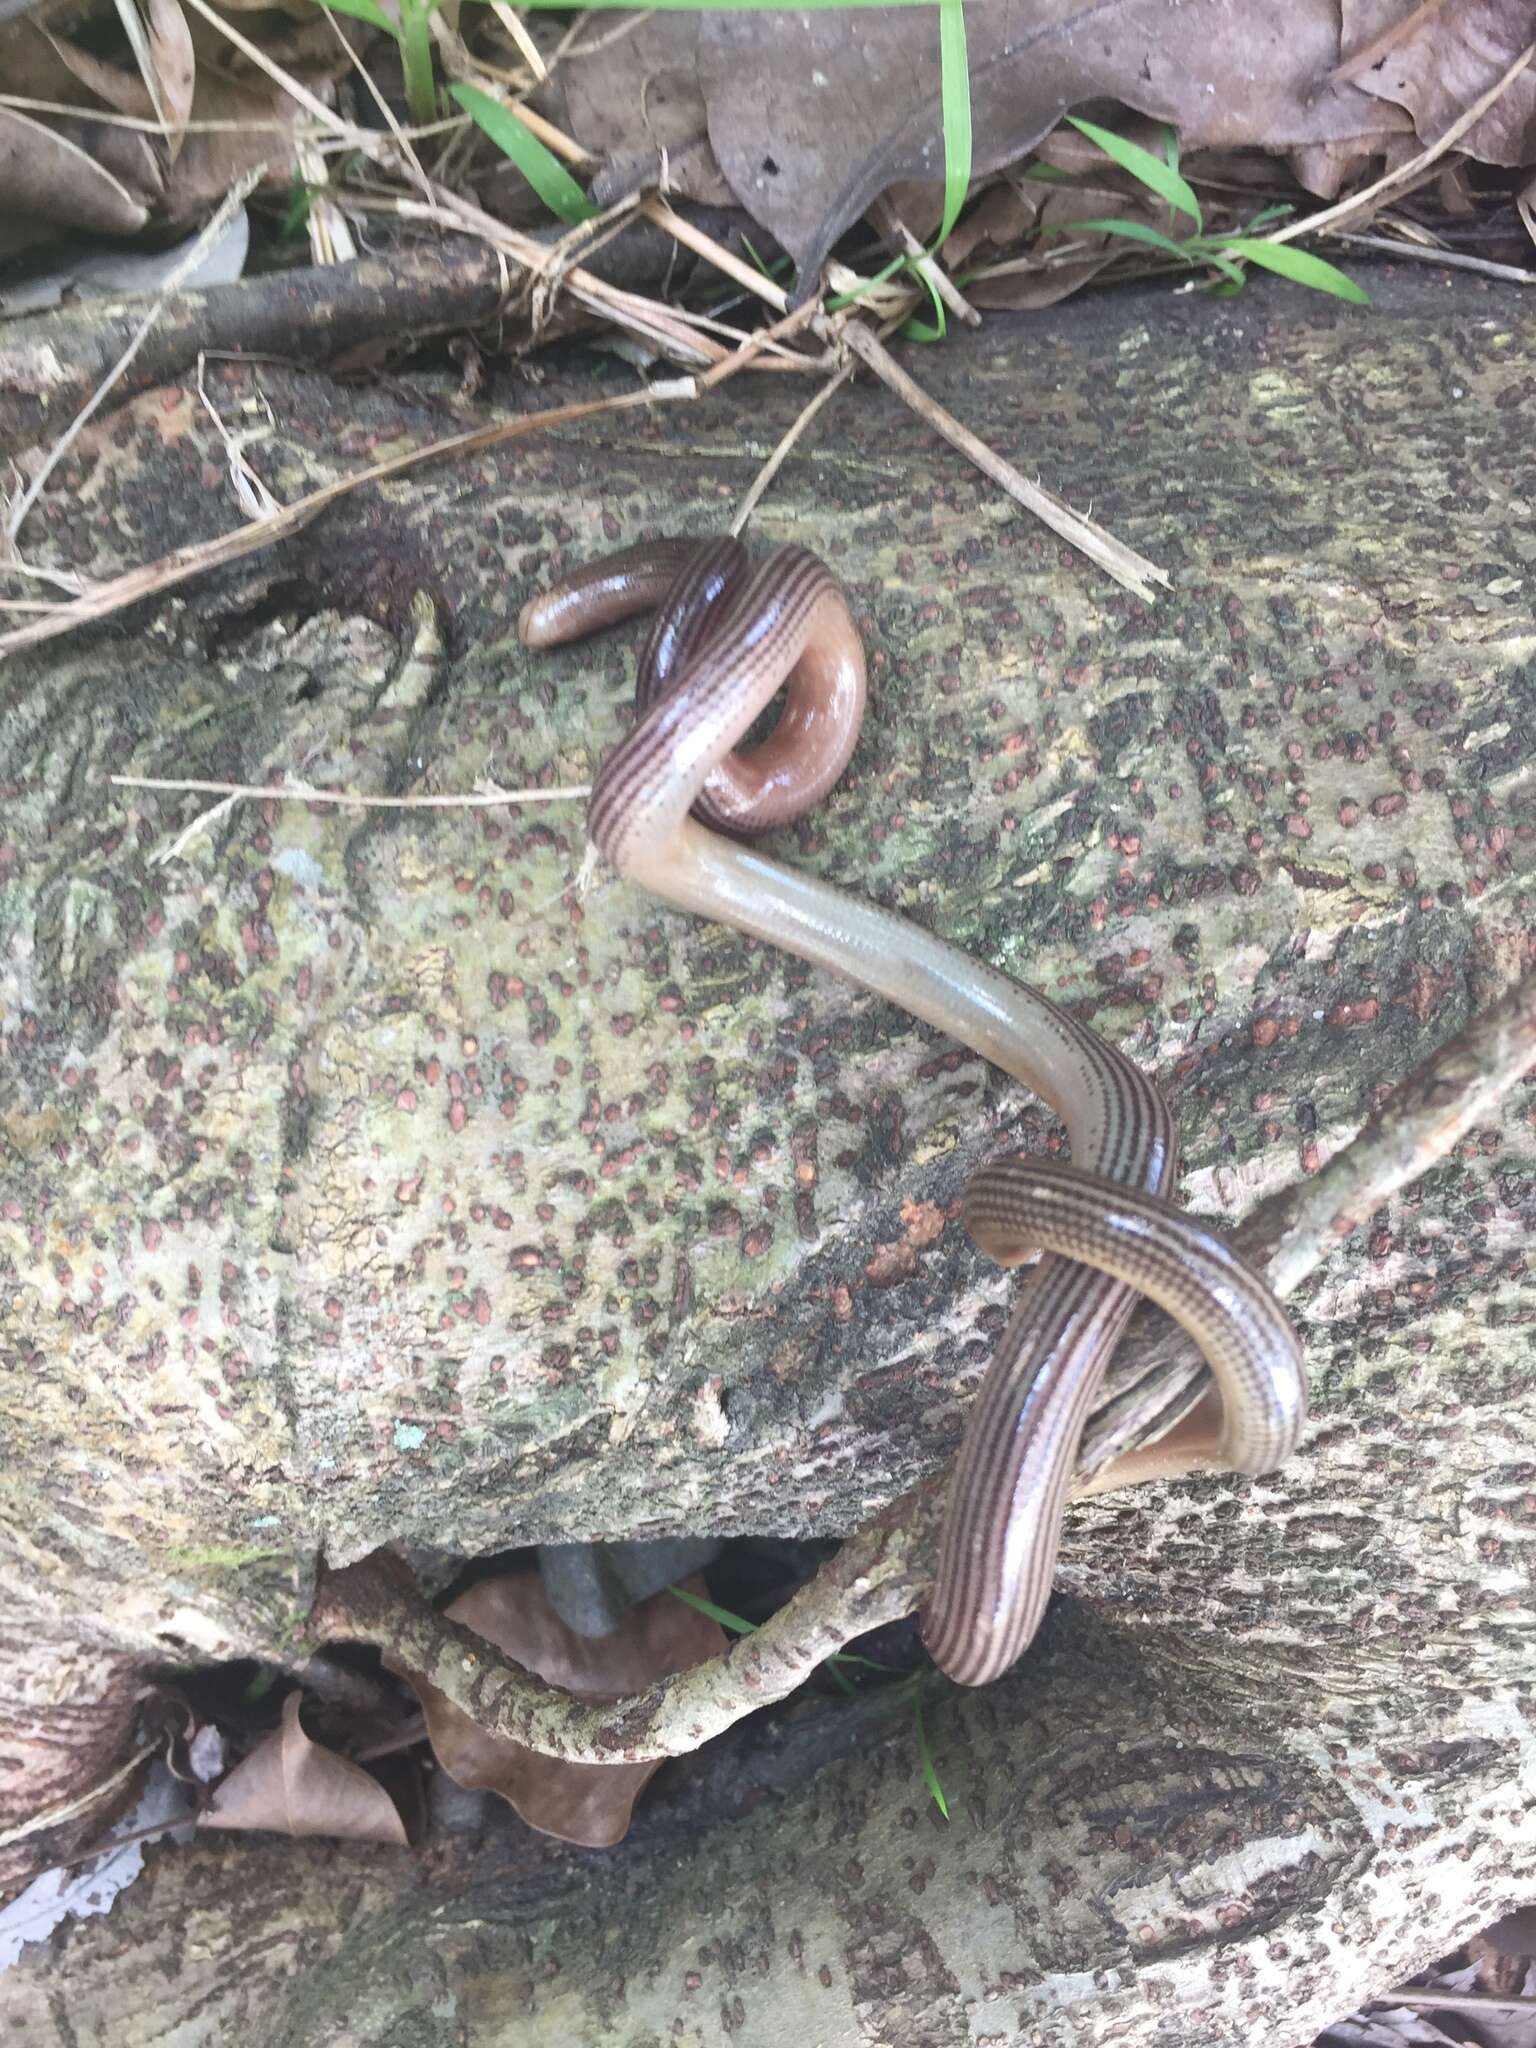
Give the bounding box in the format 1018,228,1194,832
520,537,1306,1687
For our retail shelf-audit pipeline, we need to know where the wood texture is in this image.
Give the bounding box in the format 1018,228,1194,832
0,266,1532,2042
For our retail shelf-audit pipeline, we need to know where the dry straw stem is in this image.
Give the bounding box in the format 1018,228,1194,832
642,196,791,313
488,3,548,81
312,965,1536,1764
1270,35,1536,248
109,771,588,814
110,763,589,863
0,267,832,661
0,385,688,659
1333,232,1535,285
178,0,347,136
321,7,433,204
1369,1990,1536,2018
697,298,828,387
388,186,724,369
0,95,292,134
728,360,856,534
836,319,1170,601
0,1741,160,1850
870,195,981,328
5,174,261,548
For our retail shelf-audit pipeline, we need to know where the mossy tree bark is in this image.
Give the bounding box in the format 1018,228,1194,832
1,270,1532,2043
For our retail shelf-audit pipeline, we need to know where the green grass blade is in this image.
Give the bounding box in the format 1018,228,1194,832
821,249,906,313
507,1,958,10
321,0,396,33
1217,236,1370,304
936,0,971,245
1064,217,1194,258
449,82,597,224
1067,115,1202,232
1199,250,1248,286
397,0,438,125
667,1585,757,1634
740,235,791,280
900,262,948,342
281,182,317,239
824,1657,860,1698
913,1698,949,1820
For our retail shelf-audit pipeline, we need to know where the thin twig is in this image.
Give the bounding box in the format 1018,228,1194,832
195,355,280,521
1081,958,1536,1468
321,9,432,204
696,298,829,388
0,94,293,134
109,773,590,810
5,175,260,547
0,385,692,660
836,319,1169,601
178,0,352,139
1332,232,1534,284
388,187,726,370
0,1742,160,1849
1238,964,1536,1301
870,195,982,327
488,2,547,80
125,771,589,863
1369,1987,1536,2016
476,92,592,169
311,966,1536,1764
21,1813,196,1882
641,196,790,313
550,4,654,65
1271,38,1536,248
0,559,89,597
729,362,855,535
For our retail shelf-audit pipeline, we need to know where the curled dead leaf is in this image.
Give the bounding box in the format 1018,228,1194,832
553,1,1432,297
199,1692,412,1845
147,0,197,163
389,1573,725,1849
0,105,150,234
47,32,157,117
1341,0,1536,168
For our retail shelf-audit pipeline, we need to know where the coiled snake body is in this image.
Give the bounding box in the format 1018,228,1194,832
520,538,1306,1687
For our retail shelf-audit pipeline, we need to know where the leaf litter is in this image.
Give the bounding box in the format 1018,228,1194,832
386,1570,725,1848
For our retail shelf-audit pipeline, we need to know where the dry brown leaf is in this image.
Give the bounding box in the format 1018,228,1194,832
46,31,157,117
0,105,150,233
1341,0,1536,167
940,177,1044,271
962,174,1178,311
389,1573,725,1849
156,68,291,223
31,41,169,209
942,115,1205,313
148,0,197,162
0,3,334,234
556,13,734,212
199,1692,411,1844
554,0,1415,293
2,21,98,101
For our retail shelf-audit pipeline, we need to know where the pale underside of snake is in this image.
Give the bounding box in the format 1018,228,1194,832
519,537,1307,1687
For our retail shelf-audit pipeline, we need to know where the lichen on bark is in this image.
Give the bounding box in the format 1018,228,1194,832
0,270,1533,2043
